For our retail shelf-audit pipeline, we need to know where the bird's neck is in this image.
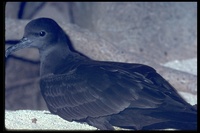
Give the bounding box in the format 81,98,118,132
39,45,87,76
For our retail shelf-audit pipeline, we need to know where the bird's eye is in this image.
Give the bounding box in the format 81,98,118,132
39,31,46,37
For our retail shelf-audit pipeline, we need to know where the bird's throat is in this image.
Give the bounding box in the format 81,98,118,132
39,45,87,76
39,45,70,76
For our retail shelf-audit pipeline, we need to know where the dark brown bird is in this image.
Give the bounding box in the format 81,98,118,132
5,18,197,130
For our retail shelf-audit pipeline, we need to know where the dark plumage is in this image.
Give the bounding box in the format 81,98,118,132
5,18,197,130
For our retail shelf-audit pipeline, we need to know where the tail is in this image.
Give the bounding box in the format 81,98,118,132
109,108,197,130
142,110,197,130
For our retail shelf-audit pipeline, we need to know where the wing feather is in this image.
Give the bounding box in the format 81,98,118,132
40,62,183,121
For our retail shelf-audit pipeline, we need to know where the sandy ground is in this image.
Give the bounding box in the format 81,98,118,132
5,58,197,131
5,110,97,130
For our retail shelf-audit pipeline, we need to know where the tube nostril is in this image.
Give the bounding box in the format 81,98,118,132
5,37,33,58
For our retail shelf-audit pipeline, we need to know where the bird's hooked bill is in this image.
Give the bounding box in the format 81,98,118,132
5,37,32,58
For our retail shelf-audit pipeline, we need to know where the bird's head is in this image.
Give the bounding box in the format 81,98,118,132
5,18,68,58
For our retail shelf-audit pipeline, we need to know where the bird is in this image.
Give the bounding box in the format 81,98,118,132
5,18,197,130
